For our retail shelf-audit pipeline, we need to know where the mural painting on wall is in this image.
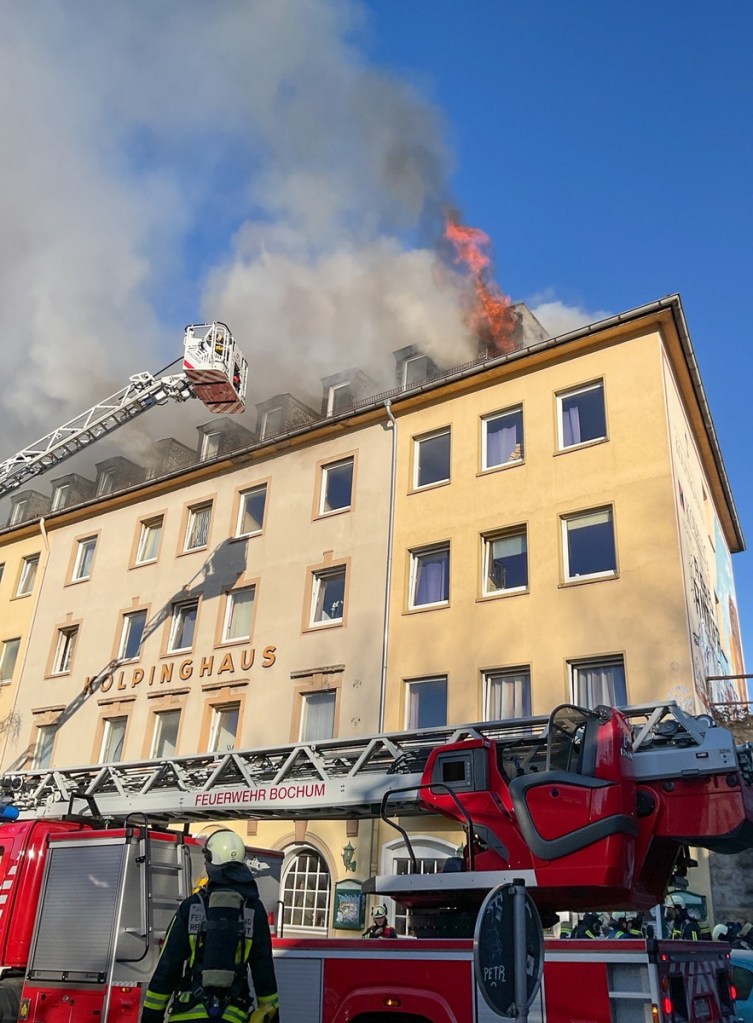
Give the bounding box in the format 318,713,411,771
674,431,746,709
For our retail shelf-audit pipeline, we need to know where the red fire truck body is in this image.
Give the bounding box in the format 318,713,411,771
1,701,750,1022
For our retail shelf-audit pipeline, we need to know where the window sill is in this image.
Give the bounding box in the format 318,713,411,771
405,602,450,614
559,572,619,588
178,545,209,557
554,437,608,456
130,558,160,569
304,619,345,633
66,576,91,587
230,531,262,542
409,479,451,495
314,506,352,521
477,588,529,602
478,458,525,477
215,637,253,649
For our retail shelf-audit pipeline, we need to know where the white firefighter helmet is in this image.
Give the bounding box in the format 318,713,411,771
712,924,729,941
372,904,388,920
204,829,246,865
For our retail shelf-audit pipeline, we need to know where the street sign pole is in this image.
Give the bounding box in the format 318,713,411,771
513,880,528,1022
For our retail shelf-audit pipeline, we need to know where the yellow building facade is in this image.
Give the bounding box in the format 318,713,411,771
0,295,745,933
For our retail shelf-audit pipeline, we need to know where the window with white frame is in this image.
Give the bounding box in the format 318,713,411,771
100,716,127,762
409,543,450,609
184,503,212,551
327,382,354,415
413,428,451,489
570,656,627,708
0,638,21,683
557,381,606,450
223,586,255,643
10,498,30,525
260,407,283,439
484,667,532,720
168,599,198,652
72,536,97,581
151,709,181,758
301,691,336,742
406,676,447,729
236,485,267,537
319,458,353,514
51,626,78,675
310,567,346,625
0,563,4,584
483,527,528,595
483,406,524,469
385,837,456,936
280,846,331,933
51,484,70,512
200,431,221,461
16,554,40,597
403,354,430,387
32,725,57,770
562,507,616,581
209,703,240,752
97,468,116,496
136,516,163,564
118,609,148,660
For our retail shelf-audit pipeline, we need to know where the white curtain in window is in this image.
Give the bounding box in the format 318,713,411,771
573,660,626,708
486,670,531,719
303,692,336,741
414,550,449,604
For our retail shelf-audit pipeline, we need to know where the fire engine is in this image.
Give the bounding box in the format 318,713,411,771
0,699,749,1022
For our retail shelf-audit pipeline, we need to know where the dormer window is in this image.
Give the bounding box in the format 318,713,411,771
97,468,115,496
261,407,283,439
403,355,430,387
51,484,70,512
200,431,221,461
327,382,354,415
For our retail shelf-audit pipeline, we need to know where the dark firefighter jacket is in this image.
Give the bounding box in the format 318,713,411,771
141,861,278,1023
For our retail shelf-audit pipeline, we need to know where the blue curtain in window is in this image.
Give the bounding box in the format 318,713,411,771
415,552,449,604
563,406,581,446
487,423,518,465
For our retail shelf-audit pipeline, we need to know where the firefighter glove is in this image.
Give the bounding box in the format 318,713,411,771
249,1005,279,1023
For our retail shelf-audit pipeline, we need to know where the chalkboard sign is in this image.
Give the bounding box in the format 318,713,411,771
474,883,544,1018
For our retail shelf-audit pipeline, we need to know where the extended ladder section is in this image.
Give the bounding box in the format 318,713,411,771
3,702,749,824
0,323,248,499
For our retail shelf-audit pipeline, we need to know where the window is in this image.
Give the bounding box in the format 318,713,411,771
0,638,21,683
414,428,450,488
281,847,331,933
51,626,78,675
386,837,456,936
51,484,70,511
319,458,353,514
200,431,221,461
483,527,528,594
484,667,532,720
409,543,450,609
222,587,255,642
406,676,447,729
72,537,97,581
483,406,524,468
97,468,115,496
562,507,616,581
16,554,40,596
260,407,283,439
403,354,430,387
236,485,267,537
100,716,127,762
301,691,336,741
32,725,57,770
151,710,181,758
10,498,30,526
168,599,198,652
570,656,627,708
209,703,240,752
0,563,4,584
136,517,163,564
119,609,147,660
184,503,212,551
311,567,346,625
557,381,606,449
327,383,353,415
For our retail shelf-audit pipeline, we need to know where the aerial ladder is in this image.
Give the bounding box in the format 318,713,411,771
0,322,249,500
4,700,753,922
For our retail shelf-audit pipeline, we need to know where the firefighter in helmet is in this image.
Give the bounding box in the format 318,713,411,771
363,904,398,939
140,829,279,1023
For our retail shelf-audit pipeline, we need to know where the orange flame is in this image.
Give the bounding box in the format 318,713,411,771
444,213,518,355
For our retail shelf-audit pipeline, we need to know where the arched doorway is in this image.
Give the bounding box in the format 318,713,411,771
279,844,331,936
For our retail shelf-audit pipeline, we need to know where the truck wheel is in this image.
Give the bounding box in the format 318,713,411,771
0,976,23,1022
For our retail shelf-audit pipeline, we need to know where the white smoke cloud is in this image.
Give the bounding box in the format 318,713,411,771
528,294,613,338
0,0,472,466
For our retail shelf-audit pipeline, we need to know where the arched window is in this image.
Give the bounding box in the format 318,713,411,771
280,845,331,935
381,836,458,936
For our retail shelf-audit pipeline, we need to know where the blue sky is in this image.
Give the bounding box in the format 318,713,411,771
364,1,753,671
1,2,752,673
